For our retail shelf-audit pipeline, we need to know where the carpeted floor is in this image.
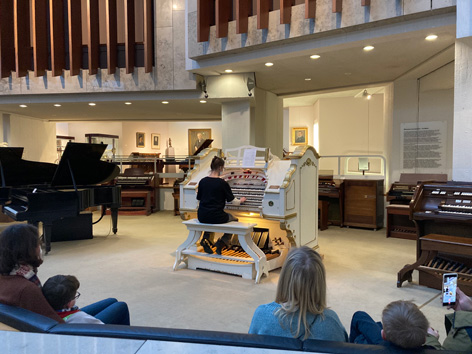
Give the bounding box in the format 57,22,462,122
25,211,448,339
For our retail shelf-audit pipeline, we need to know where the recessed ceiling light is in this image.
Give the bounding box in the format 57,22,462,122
161,101,169,104
200,100,207,103
88,103,96,106
310,55,320,59
54,104,61,107
265,62,274,67
173,4,177,9
19,104,27,108
363,45,375,51
225,69,233,73
425,34,438,41
305,78,312,81
124,102,132,105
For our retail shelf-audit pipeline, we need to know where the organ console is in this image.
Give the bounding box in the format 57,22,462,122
0,143,121,254
386,173,447,239
179,145,319,276
115,168,159,214
397,181,472,295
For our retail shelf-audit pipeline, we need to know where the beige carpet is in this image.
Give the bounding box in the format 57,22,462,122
18,211,448,340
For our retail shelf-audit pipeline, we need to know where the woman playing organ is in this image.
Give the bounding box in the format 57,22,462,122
197,156,246,255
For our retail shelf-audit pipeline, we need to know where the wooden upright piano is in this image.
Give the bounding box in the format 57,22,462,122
397,181,472,295
386,173,447,239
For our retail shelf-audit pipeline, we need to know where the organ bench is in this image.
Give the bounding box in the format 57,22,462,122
173,219,269,283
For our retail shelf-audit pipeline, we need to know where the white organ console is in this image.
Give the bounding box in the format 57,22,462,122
178,145,319,278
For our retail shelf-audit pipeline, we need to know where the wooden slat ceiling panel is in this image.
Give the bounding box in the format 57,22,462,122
0,1,15,78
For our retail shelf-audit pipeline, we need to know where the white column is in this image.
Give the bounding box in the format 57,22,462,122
221,101,251,151
452,1,472,181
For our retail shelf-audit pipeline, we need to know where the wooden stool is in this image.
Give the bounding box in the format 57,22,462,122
173,219,268,283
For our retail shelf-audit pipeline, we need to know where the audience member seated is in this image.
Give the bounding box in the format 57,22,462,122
0,224,130,325
350,300,435,350
43,275,129,325
248,246,348,341
425,287,472,351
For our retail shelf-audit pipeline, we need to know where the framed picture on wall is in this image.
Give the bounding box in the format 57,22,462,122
291,127,308,145
151,134,160,149
136,132,145,148
188,129,211,155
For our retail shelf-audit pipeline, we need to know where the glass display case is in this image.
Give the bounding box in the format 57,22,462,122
85,133,119,160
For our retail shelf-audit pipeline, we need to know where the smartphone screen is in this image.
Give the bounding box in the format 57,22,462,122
442,273,458,306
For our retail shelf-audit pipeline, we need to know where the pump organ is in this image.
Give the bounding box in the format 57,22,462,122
178,145,319,276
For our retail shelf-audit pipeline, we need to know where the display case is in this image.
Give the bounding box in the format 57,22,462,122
85,133,119,160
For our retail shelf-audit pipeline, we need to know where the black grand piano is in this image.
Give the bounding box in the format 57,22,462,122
0,143,121,253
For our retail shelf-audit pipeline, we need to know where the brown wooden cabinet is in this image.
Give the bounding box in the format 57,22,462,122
343,179,384,230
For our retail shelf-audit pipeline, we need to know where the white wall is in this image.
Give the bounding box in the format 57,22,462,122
7,115,57,163
288,106,315,151
391,62,454,182
65,121,222,157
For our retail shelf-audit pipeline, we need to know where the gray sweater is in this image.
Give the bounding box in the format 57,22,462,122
248,302,348,342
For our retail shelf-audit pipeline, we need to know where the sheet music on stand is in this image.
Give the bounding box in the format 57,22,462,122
242,148,257,167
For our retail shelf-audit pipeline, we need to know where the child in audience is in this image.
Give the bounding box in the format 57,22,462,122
42,275,104,324
249,246,348,341
349,300,435,349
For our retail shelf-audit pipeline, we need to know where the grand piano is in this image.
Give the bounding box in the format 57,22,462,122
0,143,121,253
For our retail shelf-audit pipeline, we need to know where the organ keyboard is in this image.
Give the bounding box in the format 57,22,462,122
179,145,319,277
397,181,472,295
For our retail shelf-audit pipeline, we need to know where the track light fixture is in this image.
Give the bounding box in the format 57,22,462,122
200,80,208,99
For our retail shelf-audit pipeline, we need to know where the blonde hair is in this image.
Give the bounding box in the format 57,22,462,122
275,246,327,340
382,300,428,349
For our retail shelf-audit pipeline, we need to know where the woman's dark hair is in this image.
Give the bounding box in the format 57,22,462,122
0,224,42,274
42,275,80,310
210,156,225,171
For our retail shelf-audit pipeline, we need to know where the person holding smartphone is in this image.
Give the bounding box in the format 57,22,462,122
425,287,472,351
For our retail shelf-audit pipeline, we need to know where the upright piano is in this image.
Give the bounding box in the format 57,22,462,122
179,145,319,276
386,173,447,239
0,143,121,253
397,181,472,295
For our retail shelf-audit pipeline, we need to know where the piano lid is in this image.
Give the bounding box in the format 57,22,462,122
0,147,57,186
51,142,120,187
193,139,213,156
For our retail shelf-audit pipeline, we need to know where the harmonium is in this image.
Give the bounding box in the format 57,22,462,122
397,181,472,295
386,173,447,239
178,145,319,279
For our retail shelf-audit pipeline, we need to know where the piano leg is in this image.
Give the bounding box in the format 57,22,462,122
43,223,53,254
110,207,119,234
397,249,436,288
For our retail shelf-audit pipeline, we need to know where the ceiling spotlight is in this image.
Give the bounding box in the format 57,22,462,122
200,100,207,103
88,103,96,106
19,104,27,108
363,45,374,51
265,62,274,67
310,55,320,59
173,4,177,9
125,102,132,105
54,104,61,107
305,78,312,81
224,69,233,73
161,101,169,104
425,34,438,41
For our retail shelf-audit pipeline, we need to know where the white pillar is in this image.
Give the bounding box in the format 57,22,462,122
221,101,251,151
452,1,472,181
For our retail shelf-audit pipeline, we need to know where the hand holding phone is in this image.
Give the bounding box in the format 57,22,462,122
442,273,458,307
